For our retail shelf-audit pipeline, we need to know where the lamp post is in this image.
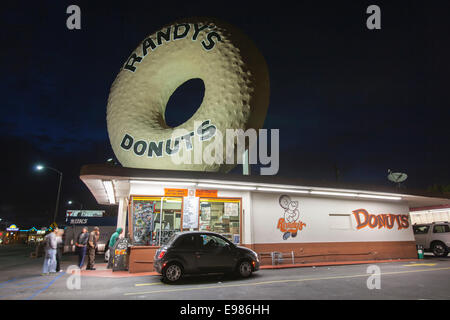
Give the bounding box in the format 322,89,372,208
35,164,63,224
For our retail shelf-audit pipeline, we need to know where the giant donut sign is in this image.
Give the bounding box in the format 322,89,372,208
107,18,270,171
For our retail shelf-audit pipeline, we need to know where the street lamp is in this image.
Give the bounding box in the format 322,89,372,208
67,200,83,210
35,164,63,224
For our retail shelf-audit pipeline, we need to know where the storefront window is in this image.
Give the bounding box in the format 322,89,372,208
199,198,241,244
131,196,241,246
131,196,182,246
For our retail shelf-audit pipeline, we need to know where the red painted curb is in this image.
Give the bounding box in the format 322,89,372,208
260,259,420,269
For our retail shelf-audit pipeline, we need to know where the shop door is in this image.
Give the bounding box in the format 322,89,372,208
170,233,199,274
196,234,236,273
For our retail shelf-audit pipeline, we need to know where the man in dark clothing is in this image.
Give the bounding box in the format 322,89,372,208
86,227,100,270
75,227,89,268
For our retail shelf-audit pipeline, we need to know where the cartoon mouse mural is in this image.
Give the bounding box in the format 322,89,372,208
277,195,306,240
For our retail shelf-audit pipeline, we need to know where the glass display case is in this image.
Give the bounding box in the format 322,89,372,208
199,198,240,244
131,196,182,246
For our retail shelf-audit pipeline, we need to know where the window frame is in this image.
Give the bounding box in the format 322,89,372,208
433,224,450,234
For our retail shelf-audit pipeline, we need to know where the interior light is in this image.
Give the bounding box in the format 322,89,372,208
357,194,402,201
130,180,196,186
102,180,116,204
410,208,450,215
257,187,309,194
310,191,358,197
197,183,256,190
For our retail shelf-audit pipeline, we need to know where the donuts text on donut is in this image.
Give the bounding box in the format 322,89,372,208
124,23,221,72
119,120,217,157
119,119,279,175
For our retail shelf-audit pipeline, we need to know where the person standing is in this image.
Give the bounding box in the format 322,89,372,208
42,228,58,275
75,227,89,269
86,227,100,270
55,229,65,272
107,228,123,269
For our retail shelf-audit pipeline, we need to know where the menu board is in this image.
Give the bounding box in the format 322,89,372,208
183,196,199,229
112,238,128,271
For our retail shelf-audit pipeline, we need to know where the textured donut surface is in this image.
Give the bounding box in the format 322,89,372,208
107,17,270,171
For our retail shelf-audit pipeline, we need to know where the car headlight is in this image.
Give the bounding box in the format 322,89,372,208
250,250,259,262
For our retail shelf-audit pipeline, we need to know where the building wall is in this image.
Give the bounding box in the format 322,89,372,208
251,192,414,244
248,192,417,263
125,184,418,264
128,184,253,244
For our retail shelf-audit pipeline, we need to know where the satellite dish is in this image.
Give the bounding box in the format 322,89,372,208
388,169,408,183
387,169,408,189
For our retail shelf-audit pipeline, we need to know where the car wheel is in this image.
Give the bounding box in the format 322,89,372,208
237,260,253,278
163,263,183,283
432,242,449,257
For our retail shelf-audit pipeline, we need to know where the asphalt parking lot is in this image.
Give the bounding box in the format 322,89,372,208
0,245,449,300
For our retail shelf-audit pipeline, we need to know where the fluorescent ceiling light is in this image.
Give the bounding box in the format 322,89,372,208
200,179,258,186
310,191,358,197
311,190,401,200
357,194,402,201
426,209,450,213
257,187,309,194
130,180,196,186
410,208,450,214
197,183,256,190
102,180,116,204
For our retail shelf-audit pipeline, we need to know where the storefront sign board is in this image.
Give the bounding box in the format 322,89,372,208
165,188,188,197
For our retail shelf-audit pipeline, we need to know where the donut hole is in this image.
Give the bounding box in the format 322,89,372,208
164,78,205,128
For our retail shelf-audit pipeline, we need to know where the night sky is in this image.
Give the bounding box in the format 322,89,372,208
1,0,449,228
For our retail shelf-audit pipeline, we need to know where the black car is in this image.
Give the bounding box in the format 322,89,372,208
154,231,260,282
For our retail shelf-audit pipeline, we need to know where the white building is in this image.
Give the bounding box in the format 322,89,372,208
80,164,450,273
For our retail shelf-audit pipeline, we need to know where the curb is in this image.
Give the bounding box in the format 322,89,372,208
260,258,420,269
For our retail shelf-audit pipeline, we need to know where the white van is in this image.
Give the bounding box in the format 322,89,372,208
413,222,450,257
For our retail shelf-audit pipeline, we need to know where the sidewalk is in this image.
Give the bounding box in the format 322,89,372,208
80,263,159,277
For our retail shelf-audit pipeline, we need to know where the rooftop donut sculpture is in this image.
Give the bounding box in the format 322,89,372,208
107,17,270,172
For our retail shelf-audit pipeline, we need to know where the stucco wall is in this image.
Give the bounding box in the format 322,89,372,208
250,192,414,244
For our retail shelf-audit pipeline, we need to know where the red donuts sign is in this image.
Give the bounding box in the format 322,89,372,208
352,209,410,230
